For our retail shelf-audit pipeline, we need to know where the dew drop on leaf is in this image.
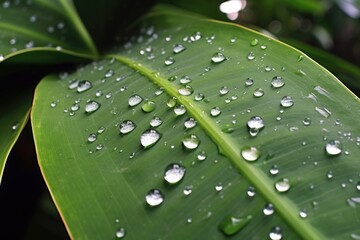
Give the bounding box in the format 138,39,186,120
167,97,177,108
183,186,192,196
119,120,136,134
140,129,161,148
271,76,285,88
247,116,265,130
179,75,192,84
303,117,311,126
241,146,261,162
269,226,282,240
269,165,279,176
197,151,207,161
87,133,97,143
105,69,114,78
182,134,200,150
218,215,252,236
219,86,229,95
173,44,186,54
326,170,333,179
145,189,164,207
68,80,79,89
174,104,186,115
280,96,294,108
115,228,126,239
210,107,221,117
50,101,57,108
211,52,226,63
178,85,194,96
299,209,308,219
250,38,259,46
142,101,156,113
253,88,264,97
247,186,256,197
263,203,275,216
275,178,291,192
164,163,186,184
77,80,92,93
85,100,101,113
325,140,342,156
247,52,255,60
194,93,205,101
184,118,197,129
350,233,360,240
168,75,178,82
215,182,223,192
164,56,175,66
245,78,254,86
347,197,360,208
150,116,162,127
128,95,143,107
96,144,103,151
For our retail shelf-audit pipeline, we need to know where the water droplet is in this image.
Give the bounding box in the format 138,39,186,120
325,140,342,156
211,52,226,63
166,97,177,108
297,55,303,62
182,134,200,150
119,120,136,134
269,226,282,240
270,165,279,176
164,56,175,66
247,52,255,60
271,76,285,88
299,209,307,219
247,116,265,130
197,151,207,161
241,146,261,162
168,75,178,82
140,129,161,148
326,170,333,179
77,80,92,93
245,78,254,86
105,93,112,99
347,197,360,208
280,96,294,108
265,66,272,72
275,178,291,192
219,86,229,95
150,117,162,127
178,85,194,96
263,203,274,215
356,182,360,191
350,233,360,240
194,93,205,101
105,69,114,78
142,101,156,113
173,44,186,54
71,104,80,112
96,144,103,151
174,104,186,115
219,215,252,236
215,183,223,191
128,95,143,107
85,101,101,113
179,75,192,84
315,107,331,118
184,118,197,129
183,186,192,195
250,38,259,46
164,163,186,184
145,189,164,206
247,186,256,197
87,133,97,143
50,101,57,108
253,88,264,97
95,90,103,97
210,107,221,117
303,117,311,126
115,228,126,239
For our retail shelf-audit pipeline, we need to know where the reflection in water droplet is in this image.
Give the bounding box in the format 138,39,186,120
140,129,161,148
241,146,261,162
253,88,264,97
245,78,254,86
182,134,200,150
325,140,342,156
269,226,282,240
173,44,186,54
145,189,164,206
210,51,227,63
115,228,126,239
128,95,143,107
247,116,265,130
119,120,136,134
174,104,186,115
150,116,162,127
210,107,221,117
88,133,97,143
247,52,255,60
164,163,186,184
77,80,92,93
280,96,294,108
142,101,156,112
183,186,192,196
165,56,175,66
271,76,285,88
178,85,194,96
184,118,197,129
263,203,274,215
275,178,291,192
303,117,311,126
219,215,252,236
85,101,101,113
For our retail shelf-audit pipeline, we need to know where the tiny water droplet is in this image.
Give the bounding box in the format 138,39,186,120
87,133,97,143
119,120,136,134
105,69,114,78
219,86,229,95
247,52,255,60
77,80,92,93
142,101,156,113
145,189,164,206
303,117,311,126
219,215,252,236
128,95,143,107
253,88,264,97
325,140,342,156
140,129,161,148
150,116,162,127
215,183,223,192
326,170,333,179
297,55,304,62
271,76,285,88
184,118,197,129
299,209,307,219
280,96,294,108
168,75,178,82
95,90,103,97
96,144,103,151
241,146,261,162
115,228,126,239
179,75,192,84
183,186,192,196
50,101,57,108
270,165,279,176
194,93,205,101
211,52,226,63
247,186,256,197
210,107,221,117
269,226,282,240
85,100,101,113
178,85,194,96
167,97,177,108
250,38,259,46
164,56,175,66
263,203,275,215
197,151,207,161
182,134,200,150
173,44,186,54
275,178,291,192
164,163,186,184
245,78,254,86
71,104,80,112
174,104,186,115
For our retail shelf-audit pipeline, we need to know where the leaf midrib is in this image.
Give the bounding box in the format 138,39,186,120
109,54,323,239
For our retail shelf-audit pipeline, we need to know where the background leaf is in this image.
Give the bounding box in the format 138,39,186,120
32,5,360,240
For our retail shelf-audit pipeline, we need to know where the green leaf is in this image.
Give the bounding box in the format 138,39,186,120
0,90,31,184
0,0,97,64
32,6,360,239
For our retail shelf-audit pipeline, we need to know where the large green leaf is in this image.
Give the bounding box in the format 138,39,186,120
32,6,360,239
0,0,97,64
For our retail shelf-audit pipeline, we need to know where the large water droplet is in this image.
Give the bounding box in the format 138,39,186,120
210,107,221,117
145,189,164,207
241,146,261,162
219,215,252,236
77,80,92,93
174,104,186,115
142,101,156,112
115,228,126,239
247,116,265,130
119,120,136,134
280,96,294,108
325,140,342,156
128,95,143,107
85,100,101,113
178,85,194,96
150,116,162,127
350,233,360,240
164,163,186,184
211,52,226,63
140,129,161,148
173,44,186,54
165,56,175,66
271,76,285,88
184,118,197,129
275,178,291,192
182,134,200,150
269,226,282,240
263,203,275,215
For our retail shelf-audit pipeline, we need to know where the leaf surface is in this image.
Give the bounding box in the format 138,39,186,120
32,6,360,239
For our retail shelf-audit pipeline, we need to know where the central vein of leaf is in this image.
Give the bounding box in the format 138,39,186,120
110,54,323,240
